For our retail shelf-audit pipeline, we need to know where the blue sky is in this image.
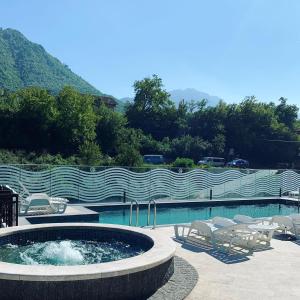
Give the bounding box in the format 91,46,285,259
1,0,300,104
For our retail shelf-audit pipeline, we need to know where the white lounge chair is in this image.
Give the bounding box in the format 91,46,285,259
174,217,236,242
288,191,299,198
290,214,300,239
211,223,258,254
233,214,260,224
185,220,258,254
271,216,294,235
224,225,259,254
18,181,68,215
186,220,216,246
174,224,191,241
233,214,276,246
212,216,236,227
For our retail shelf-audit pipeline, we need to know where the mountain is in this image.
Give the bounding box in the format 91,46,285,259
119,88,221,108
0,28,102,95
169,88,220,106
119,97,132,103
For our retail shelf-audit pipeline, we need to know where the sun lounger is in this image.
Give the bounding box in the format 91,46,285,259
233,214,261,224
211,216,236,227
233,214,277,246
289,214,300,239
271,215,294,235
288,191,299,198
174,224,191,241
211,223,259,254
18,181,68,215
185,220,216,246
184,219,258,254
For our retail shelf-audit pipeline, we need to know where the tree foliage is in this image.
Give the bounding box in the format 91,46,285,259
0,75,299,168
126,75,177,139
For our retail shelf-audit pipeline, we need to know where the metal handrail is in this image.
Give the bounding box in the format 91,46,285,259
147,199,157,229
129,200,139,226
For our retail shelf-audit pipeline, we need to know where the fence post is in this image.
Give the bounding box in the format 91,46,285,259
77,167,80,203
50,167,52,197
298,188,300,212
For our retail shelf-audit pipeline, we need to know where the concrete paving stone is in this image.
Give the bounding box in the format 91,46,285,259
150,226,300,300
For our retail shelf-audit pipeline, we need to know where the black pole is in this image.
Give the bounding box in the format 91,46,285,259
210,189,212,200
123,191,126,203
279,188,282,197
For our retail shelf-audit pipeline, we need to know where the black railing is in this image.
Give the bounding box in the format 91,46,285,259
0,185,18,227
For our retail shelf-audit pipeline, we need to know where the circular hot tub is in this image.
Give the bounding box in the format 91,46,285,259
0,223,175,300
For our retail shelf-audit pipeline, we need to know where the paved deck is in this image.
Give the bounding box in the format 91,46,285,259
153,226,300,300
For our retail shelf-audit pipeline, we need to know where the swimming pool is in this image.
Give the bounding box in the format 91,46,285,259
95,200,300,226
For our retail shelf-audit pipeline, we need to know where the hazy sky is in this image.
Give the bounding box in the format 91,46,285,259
1,0,300,104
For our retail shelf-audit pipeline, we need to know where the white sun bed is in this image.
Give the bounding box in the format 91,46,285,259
288,190,299,198
18,181,68,215
211,216,236,227
173,217,236,241
185,221,216,246
233,214,277,246
233,214,261,224
185,220,258,254
289,214,300,239
271,215,294,235
213,223,259,254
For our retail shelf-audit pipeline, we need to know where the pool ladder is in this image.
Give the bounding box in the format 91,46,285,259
129,199,157,228
147,199,157,229
129,200,139,226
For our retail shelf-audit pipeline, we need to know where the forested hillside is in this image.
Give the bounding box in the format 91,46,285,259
0,28,102,95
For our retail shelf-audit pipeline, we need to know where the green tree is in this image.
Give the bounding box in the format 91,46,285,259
56,87,97,154
224,97,298,166
172,157,195,169
95,103,127,155
275,97,298,129
115,128,143,167
126,75,177,139
78,141,102,165
170,135,211,162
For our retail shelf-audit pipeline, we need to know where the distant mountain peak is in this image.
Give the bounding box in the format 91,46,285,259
0,28,102,95
169,88,220,106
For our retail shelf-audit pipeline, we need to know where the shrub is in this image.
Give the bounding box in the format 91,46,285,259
172,157,195,169
115,145,143,167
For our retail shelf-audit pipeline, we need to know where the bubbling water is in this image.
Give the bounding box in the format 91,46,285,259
0,239,145,266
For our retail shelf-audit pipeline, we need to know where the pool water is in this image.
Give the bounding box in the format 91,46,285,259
0,239,145,265
98,203,300,226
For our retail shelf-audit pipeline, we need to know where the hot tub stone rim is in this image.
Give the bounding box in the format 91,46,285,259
0,223,176,281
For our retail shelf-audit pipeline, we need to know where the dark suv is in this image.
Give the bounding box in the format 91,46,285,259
226,159,249,168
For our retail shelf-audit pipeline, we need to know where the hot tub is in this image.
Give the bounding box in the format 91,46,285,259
0,223,175,300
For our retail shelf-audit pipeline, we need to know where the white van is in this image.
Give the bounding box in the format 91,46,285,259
197,157,225,167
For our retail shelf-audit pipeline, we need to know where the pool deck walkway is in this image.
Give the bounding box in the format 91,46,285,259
153,226,300,300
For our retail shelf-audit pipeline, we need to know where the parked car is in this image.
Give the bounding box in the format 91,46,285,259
197,157,225,167
226,159,249,168
143,155,164,164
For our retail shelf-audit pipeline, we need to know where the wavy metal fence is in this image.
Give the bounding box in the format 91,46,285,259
0,165,298,203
